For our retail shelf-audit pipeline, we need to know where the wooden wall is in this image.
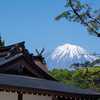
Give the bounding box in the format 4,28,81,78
0,91,18,100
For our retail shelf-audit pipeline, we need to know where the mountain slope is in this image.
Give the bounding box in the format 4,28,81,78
44,44,98,70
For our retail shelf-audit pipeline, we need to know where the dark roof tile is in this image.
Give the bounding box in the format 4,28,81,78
0,53,23,66
0,73,100,96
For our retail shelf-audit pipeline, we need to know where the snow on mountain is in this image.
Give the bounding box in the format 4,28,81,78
44,44,99,71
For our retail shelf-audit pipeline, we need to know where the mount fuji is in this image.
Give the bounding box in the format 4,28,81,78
44,44,99,71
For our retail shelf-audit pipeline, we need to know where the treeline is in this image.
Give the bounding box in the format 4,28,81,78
49,60,100,92
0,34,5,47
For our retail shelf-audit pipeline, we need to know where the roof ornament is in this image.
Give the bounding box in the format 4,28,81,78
35,47,45,55
5,42,25,59
19,47,23,51
35,47,46,64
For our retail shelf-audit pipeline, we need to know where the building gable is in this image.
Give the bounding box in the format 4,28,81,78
0,42,55,80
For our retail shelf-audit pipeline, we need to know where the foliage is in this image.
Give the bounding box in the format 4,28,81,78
55,0,100,37
70,59,100,69
71,68,92,89
72,66,100,91
49,65,100,92
70,61,92,69
69,61,100,91
49,68,73,84
0,34,5,47
90,59,100,66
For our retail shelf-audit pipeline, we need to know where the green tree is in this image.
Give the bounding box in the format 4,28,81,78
90,59,100,66
49,68,74,84
71,68,92,90
73,66,100,92
55,0,100,37
70,59,100,69
49,66,100,92
0,34,5,47
70,61,92,69
70,61,100,91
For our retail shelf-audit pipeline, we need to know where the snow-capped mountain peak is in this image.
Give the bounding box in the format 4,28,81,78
44,43,98,70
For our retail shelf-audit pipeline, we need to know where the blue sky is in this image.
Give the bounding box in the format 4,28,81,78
0,0,100,55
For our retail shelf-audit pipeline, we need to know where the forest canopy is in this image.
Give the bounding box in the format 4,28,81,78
49,64,100,92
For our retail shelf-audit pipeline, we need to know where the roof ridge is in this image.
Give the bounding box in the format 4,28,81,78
0,41,25,51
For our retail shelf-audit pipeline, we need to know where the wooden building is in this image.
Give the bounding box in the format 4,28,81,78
0,41,100,100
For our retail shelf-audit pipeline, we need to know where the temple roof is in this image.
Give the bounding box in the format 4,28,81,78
0,41,100,99
0,73,100,99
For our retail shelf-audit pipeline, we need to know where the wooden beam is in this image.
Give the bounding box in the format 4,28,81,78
18,92,23,100
52,97,58,100
0,85,100,99
58,97,68,100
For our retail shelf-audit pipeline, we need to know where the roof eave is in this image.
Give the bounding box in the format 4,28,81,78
0,84,99,99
